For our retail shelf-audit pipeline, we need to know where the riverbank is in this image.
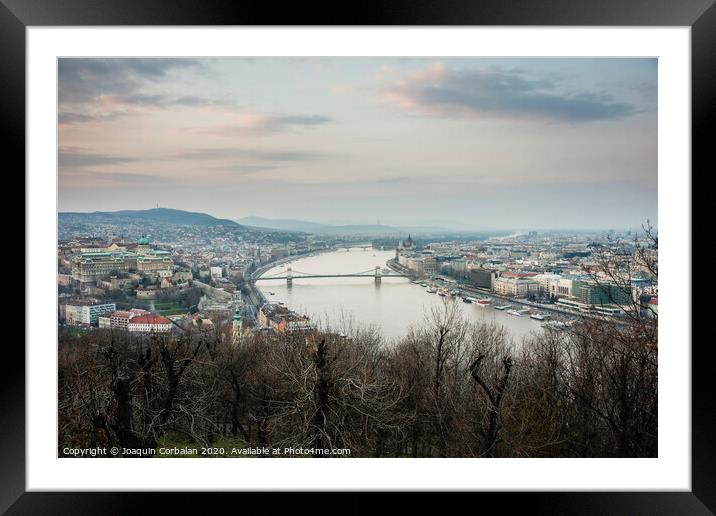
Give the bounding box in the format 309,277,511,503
249,249,547,341
387,258,615,322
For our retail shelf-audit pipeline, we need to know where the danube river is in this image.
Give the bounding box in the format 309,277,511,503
256,248,544,343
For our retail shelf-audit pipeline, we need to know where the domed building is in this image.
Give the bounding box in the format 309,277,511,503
134,234,174,274
402,234,414,249
395,234,415,259
69,233,173,285
137,234,150,253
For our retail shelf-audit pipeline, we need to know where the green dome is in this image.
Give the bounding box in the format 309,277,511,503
138,235,150,245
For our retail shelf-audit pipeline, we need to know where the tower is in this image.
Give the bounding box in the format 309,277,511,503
232,304,243,343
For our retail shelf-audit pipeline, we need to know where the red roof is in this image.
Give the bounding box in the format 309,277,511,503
649,298,658,305
130,314,171,325
502,271,539,278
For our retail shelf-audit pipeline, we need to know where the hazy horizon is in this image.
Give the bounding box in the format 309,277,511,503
58,57,657,230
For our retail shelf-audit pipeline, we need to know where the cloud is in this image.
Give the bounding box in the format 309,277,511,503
58,148,143,168
175,147,327,162
202,113,334,137
211,164,283,175
60,170,169,188
58,58,204,104
104,93,231,109
375,176,412,184
58,58,226,125
383,63,639,122
58,111,127,126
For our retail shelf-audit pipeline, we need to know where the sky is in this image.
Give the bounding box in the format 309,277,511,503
58,57,657,230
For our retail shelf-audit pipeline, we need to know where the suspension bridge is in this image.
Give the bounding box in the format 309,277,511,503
256,266,410,285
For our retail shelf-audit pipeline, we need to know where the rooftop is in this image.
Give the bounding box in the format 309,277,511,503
130,314,172,325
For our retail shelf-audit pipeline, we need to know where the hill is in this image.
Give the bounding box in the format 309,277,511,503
60,208,240,226
237,216,448,236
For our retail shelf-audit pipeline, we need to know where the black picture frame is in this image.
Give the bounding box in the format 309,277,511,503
6,0,708,512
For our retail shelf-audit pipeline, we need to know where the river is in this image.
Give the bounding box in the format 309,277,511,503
256,248,545,343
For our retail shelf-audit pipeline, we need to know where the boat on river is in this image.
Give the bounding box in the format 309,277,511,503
494,304,512,311
530,313,546,321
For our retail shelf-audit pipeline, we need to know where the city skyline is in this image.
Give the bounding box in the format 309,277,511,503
59,57,658,230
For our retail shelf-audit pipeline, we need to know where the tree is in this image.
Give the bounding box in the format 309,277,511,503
469,352,513,457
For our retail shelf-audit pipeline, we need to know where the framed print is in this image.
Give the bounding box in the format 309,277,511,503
8,0,710,512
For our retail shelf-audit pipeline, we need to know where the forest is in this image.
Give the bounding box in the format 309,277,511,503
58,299,657,458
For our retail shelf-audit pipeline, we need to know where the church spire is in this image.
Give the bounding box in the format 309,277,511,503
232,304,243,343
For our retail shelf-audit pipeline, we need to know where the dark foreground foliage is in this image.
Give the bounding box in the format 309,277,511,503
58,300,657,458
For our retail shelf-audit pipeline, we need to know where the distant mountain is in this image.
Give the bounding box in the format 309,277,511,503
237,216,448,236
60,208,240,226
237,216,327,233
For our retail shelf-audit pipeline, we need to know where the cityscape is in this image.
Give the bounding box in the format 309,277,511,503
57,57,657,459
58,208,657,338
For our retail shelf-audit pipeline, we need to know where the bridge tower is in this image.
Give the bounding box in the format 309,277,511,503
374,266,382,284
286,267,293,287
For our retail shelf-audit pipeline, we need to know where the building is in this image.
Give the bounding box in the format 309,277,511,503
470,269,497,289
395,234,414,258
135,236,174,274
556,277,574,297
70,235,173,284
492,272,540,297
61,301,117,325
127,313,173,333
136,286,158,299
423,256,436,276
556,297,624,316
572,279,632,306
70,251,137,284
259,303,314,334
398,253,435,278
534,273,562,298
109,308,150,331
401,234,414,250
